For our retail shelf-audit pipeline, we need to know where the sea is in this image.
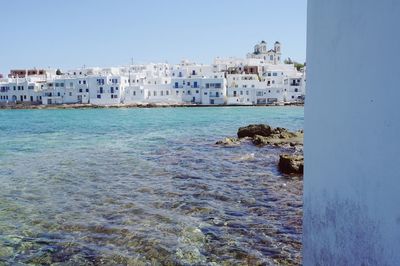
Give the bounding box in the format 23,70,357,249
0,106,304,265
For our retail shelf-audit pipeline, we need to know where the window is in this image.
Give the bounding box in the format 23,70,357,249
240,91,243,95
133,91,136,96
83,80,86,85
206,83,221,89
86,88,89,92
79,89,83,93
204,92,208,95
69,92,72,96
246,91,249,95
97,95,101,98
273,72,277,77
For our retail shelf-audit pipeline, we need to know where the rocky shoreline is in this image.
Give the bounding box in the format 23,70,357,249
216,124,304,176
0,102,304,110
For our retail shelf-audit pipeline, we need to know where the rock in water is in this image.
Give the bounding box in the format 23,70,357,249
215,137,239,146
278,154,304,175
237,124,272,138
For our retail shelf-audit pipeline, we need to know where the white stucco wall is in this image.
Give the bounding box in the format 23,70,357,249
304,0,400,265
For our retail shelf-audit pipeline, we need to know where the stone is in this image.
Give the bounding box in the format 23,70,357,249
237,124,272,138
215,137,239,146
278,154,304,175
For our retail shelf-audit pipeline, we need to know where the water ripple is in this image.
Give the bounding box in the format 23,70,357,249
0,106,304,265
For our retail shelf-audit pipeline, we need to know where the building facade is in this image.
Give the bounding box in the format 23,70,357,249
0,41,305,106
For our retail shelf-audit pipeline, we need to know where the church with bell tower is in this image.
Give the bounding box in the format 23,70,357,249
247,40,282,64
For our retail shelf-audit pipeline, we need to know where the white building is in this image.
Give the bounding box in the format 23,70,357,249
0,41,305,106
246,40,282,64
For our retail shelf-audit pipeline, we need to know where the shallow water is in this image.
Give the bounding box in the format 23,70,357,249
0,106,304,265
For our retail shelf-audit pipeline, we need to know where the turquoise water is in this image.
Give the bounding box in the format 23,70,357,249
0,106,304,265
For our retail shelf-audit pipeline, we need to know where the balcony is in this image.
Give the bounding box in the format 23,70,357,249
209,94,223,98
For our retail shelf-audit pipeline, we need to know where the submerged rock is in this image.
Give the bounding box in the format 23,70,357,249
278,154,304,175
215,137,240,146
237,124,272,138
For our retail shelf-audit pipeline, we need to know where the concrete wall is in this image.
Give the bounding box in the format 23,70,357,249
304,0,400,265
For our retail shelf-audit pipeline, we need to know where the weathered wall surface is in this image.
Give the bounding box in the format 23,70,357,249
304,0,400,265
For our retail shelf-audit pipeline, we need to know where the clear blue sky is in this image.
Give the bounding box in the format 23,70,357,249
0,0,307,75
